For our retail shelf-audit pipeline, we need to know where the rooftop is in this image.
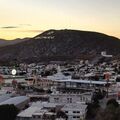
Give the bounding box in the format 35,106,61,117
0,96,29,106
17,106,42,117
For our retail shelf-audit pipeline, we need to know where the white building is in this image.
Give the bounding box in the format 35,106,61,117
62,103,86,120
17,102,62,120
49,93,91,103
17,100,87,120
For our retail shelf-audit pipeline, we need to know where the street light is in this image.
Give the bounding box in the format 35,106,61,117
11,69,17,76
11,69,17,90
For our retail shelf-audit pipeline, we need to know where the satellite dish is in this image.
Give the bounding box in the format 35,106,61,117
11,69,17,76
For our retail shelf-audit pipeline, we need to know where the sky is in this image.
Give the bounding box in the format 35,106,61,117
0,0,120,40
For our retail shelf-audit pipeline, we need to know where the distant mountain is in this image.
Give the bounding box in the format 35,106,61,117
0,29,119,64
0,39,9,47
0,38,30,47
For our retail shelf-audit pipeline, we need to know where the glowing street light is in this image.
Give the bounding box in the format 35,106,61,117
11,69,17,76
11,69,17,90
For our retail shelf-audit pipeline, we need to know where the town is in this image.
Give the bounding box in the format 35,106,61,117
0,52,120,120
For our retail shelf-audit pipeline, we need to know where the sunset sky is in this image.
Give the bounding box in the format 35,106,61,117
0,0,120,40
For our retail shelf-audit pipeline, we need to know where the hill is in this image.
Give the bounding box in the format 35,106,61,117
0,29,119,64
0,38,29,47
0,39,9,47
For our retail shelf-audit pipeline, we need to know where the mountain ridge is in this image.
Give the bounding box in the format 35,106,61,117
0,29,119,64
0,38,30,47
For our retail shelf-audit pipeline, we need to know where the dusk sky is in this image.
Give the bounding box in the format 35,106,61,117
0,0,120,40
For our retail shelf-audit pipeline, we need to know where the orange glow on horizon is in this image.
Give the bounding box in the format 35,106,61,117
0,0,119,40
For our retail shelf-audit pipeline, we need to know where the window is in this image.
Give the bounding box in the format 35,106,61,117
80,96,82,101
54,98,59,102
67,98,72,103
33,115,36,118
73,111,80,113
82,97,85,101
73,111,76,113
73,116,76,118
73,116,80,118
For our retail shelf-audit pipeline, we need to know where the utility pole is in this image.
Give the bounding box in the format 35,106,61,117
105,72,110,98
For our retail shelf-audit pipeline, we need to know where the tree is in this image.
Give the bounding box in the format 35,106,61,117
85,102,100,120
56,110,68,120
92,89,105,103
95,104,120,120
0,104,19,120
107,99,119,108
95,99,120,120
